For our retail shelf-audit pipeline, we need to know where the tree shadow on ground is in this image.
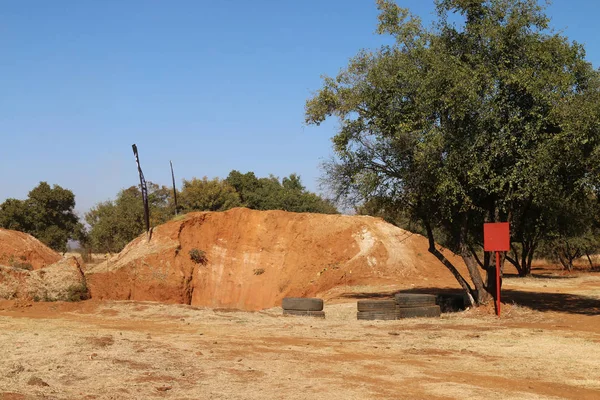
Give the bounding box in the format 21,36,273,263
501,289,600,316
338,287,600,316
503,273,580,280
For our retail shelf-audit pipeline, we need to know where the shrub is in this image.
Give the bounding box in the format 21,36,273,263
11,262,33,271
189,248,207,265
66,283,90,302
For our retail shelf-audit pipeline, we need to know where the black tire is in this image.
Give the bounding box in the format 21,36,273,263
357,311,398,321
357,300,397,312
396,305,441,319
282,297,324,311
394,293,437,307
283,310,325,318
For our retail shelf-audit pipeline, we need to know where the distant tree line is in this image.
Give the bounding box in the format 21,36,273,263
82,170,337,253
0,172,337,254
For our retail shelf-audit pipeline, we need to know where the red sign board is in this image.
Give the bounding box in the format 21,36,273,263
484,222,510,252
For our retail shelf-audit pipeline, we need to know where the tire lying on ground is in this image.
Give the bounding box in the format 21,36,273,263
356,300,399,320
357,299,396,312
357,311,399,321
283,310,325,318
282,297,323,311
396,305,441,319
394,293,437,308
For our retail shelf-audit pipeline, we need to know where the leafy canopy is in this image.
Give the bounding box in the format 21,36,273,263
84,183,171,253
225,171,338,214
0,182,81,252
306,0,600,302
179,177,242,212
84,172,337,253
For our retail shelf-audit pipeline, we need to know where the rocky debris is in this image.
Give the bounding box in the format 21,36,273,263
0,256,87,301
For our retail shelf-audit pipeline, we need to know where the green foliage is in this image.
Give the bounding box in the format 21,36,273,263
11,262,33,271
85,182,171,253
65,283,90,302
179,177,242,212
536,197,600,270
225,170,338,214
83,171,336,254
189,248,207,264
0,182,81,252
306,0,600,302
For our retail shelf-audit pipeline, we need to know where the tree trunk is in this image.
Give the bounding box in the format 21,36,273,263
586,252,594,269
557,250,570,271
508,244,524,276
526,243,535,275
520,242,529,277
423,219,476,307
460,243,493,305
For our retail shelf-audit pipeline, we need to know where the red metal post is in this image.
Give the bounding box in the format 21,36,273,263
496,250,501,316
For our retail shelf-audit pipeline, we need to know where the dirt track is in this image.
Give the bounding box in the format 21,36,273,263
1,268,600,400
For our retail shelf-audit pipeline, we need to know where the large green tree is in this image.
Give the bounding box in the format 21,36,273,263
178,177,242,212
306,0,600,304
85,183,171,253
0,182,81,252
225,170,338,214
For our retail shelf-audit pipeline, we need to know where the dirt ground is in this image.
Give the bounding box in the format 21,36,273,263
1,264,599,400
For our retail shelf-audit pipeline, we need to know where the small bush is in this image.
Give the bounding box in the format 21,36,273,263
66,283,90,302
253,268,265,275
11,262,33,271
189,248,207,265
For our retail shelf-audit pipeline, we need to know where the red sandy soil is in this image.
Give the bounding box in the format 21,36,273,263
0,229,61,270
85,208,472,310
1,264,599,400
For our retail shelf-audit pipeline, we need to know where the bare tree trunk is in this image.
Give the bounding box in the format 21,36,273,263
423,219,476,307
505,254,523,276
469,244,484,268
557,250,570,271
521,242,529,277
509,243,524,276
460,244,493,304
526,242,536,275
586,253,594,269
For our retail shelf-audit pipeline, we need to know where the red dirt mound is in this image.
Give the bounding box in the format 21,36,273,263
86,208,469,310
0,229,61,270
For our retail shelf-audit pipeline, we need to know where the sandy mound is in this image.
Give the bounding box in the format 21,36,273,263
0,228,61,270
85,208,468,310
0,256,87,301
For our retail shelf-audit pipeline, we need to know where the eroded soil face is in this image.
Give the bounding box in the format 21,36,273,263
0,229,61,271
1,266,600,400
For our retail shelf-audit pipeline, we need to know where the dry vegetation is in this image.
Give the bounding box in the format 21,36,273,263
1,268,600,400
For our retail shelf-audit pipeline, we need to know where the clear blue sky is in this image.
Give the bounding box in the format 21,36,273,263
1,1,598,215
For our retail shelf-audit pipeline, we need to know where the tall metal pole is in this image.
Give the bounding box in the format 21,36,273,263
170,160,178,215
496,251,501,316
132,144,150,234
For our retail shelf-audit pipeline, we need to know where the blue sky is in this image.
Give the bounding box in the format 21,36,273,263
1,1,599,215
